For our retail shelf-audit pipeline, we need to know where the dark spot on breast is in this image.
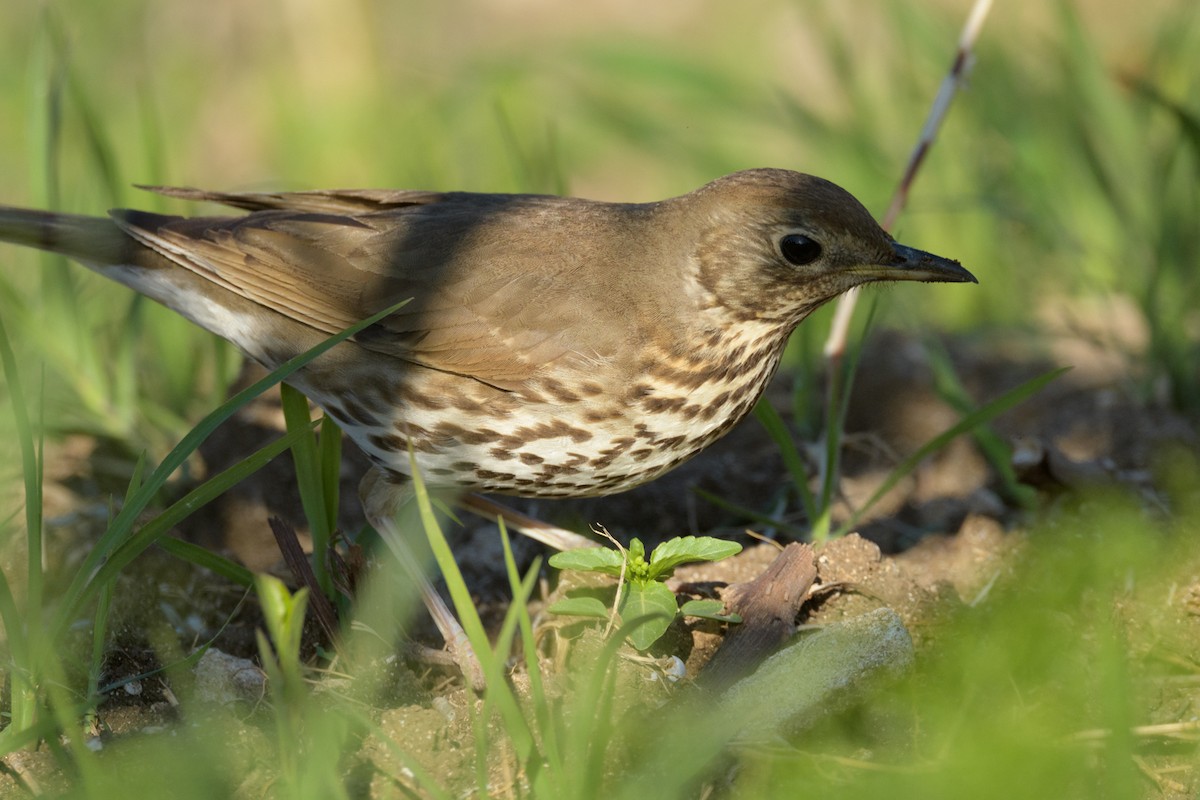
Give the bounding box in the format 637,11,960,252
595,475,629,488
434,421,464,438
489,447,516,461
646,361,721,391
642,396,687,414
630,384,654,399
498,420,593,449
518,452,544,465
663,451,694,470
368,432,406,451
433,421,504,444
323,404,353,426
406,391,449,411
341,396,378,425
541,378,581,403
474,469,515,482
449,394,482,413
361,374,397,403
537,463,582,477
262,345,295,367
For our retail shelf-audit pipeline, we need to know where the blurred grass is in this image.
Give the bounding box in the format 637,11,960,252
0,0,1198,797
731,477,1200,800
0,0,1194,450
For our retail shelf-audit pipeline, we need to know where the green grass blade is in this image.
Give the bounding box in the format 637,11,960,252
691,486,809,539
406,459,549,792
85,582,113,710
815,296,877,542
0,549,33,738
58,422,310,627
407,456,540,766
482,552,548,790
407,461,492,656
753,399,817,522
836,367,1069,536
156,537,255,587
0,317,44,733
924,338,1037,508
281,382,334,596
0,319,43,619
499,519,565,786
342,707,454,800
51,299,408,638
97,589,252,695
318,414,343,533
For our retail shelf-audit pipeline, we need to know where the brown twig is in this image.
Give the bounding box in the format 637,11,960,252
695,543,817,693
460,493,596,551
268,516,341,643
590,523,628,638
818,0,994,500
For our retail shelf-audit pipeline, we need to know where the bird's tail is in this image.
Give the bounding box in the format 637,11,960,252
0,204,275,363
0,206,138,267
0,204,336,375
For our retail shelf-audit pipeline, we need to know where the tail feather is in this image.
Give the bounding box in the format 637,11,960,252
0,206,139,266
0,204,326,370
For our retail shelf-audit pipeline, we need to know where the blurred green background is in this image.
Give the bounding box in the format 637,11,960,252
0,0,1197,451
1,0,1197,625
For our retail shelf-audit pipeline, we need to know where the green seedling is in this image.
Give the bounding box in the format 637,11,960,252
548,536,743,651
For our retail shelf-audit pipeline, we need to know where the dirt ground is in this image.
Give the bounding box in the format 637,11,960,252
10,320,1200,796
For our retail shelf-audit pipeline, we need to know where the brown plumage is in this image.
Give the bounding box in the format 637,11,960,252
0,168,975,678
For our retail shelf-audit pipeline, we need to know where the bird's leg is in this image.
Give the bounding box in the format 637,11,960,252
360,470,485,689
357,473,597,689
458,494,597,551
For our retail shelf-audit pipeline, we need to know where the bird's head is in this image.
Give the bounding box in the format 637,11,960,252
684,168,975,324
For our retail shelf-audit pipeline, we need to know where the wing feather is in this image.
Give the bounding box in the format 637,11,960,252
109,188,632,390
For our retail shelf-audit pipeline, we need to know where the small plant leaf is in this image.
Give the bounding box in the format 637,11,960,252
619,581,679,650
627,537,652,580
679,599,742,624
647,536,742,580
547,596,611,619
628,537,646,562
549,547,625,576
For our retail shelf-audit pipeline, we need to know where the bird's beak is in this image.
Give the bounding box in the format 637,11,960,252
877,242,977,284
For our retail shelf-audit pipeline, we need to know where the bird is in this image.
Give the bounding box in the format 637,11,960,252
0,168,975,681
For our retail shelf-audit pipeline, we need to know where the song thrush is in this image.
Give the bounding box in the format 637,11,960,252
0,169,974,679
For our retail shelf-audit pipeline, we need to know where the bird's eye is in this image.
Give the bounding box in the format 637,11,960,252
779,234,822,266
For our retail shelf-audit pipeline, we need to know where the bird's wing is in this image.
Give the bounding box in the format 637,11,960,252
139,185,449,215
110,192,613,390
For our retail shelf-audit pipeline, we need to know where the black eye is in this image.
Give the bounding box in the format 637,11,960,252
779,234,822,266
